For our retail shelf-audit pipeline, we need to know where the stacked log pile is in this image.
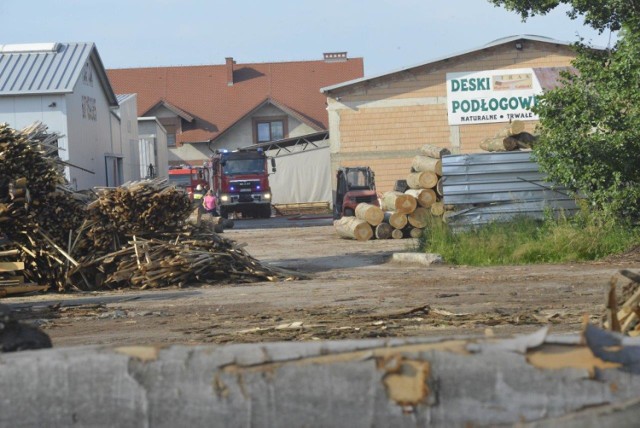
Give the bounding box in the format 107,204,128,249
333,143,449,241
479,120,538,152
0,123,297,293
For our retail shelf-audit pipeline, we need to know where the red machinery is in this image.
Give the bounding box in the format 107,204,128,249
333,167,379,219
167,165,210,200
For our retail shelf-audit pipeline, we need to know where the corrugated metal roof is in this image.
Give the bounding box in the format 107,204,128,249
442,151,579,227
0,42,117,105
116,93,136,104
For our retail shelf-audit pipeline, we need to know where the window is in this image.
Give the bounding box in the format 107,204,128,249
167,133,176,147
254,117,287,143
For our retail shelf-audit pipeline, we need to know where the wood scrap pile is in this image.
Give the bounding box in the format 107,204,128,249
0,256,48,297
0,122,298,294
603,269,640,335
479,120,538,152
333,143,448,241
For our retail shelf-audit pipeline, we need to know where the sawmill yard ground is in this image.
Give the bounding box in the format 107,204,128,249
6,217,640,348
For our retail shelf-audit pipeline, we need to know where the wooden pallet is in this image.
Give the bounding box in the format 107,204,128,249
273,202,331,216
0,261,48,297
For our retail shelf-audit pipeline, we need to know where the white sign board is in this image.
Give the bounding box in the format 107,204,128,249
446,68,543,125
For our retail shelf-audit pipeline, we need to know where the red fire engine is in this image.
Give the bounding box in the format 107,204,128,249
209,149,275,219
167,165,210,200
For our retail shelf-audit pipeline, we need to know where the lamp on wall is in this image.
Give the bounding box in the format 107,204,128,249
515,42,523,50
48,102,57,108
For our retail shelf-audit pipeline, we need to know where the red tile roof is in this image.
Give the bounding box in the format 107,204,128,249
107,57,364,144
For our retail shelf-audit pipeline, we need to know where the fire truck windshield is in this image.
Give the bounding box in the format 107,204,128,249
223,158,264,175
168,173,193,188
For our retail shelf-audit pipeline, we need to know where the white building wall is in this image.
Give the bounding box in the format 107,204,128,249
154,123,169,179
66,59,118,190
213,104,315,151
168,142,211,166
168,104,317,165
138,118,169,179
116,95,140,182
0,94,70,173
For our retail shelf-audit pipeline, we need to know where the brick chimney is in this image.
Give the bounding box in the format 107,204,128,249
323,52,348,62
225,57,235,86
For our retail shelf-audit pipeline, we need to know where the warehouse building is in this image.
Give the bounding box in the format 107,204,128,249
321,35,584,193
0,42,129,190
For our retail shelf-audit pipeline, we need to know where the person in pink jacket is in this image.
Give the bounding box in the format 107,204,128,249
202,190,219,216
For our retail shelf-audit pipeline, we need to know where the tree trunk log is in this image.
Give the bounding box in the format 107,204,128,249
513,132,537,149
355,203,384,226
502,136,520,151
381,191,417,215
495,120,525,138
406,172,438,190
411,155,442,175
403,227,424,238
407,207,429,228
383,211,408,229
436,178,444,197
404,188,436,208
419,144,451,159
430,201,445,216
391,228,404,239
374,223,393,239
334,217,373,241
480,137,517,152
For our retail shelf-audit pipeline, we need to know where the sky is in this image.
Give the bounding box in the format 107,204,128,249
1,0,616,77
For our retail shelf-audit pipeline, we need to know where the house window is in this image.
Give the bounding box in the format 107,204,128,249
167,133,176,147
254,118,287,143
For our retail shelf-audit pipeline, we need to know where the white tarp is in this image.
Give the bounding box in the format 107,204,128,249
266,145,331,204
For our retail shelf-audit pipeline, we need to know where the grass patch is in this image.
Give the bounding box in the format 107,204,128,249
419,212,639,266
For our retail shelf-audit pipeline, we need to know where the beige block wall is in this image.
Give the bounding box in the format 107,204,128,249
328,40,576,194
340,156,415,195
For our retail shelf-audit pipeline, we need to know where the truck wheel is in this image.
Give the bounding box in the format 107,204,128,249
219,207,228,219
261,205,272,218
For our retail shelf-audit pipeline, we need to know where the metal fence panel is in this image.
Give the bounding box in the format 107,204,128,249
442,151,578,227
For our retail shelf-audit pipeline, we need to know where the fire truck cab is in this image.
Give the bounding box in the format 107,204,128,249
209,149,274,219
167,165,210,200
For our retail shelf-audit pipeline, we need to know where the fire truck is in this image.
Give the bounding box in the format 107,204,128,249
209,149,275,219
167,165,210,200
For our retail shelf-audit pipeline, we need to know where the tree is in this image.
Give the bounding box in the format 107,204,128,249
488,0,640,32
488,1,640,219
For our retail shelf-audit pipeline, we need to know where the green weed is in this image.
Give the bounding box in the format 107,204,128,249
419,211,639,266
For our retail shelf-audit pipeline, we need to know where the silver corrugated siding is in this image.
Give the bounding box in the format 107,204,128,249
442,151,578,226
0,43,92,95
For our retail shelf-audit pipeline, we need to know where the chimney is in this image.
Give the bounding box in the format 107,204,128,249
323,52,348,63
225,57,235,86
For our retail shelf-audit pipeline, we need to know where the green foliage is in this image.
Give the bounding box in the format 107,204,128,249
488,0,640,32
488,0,640,220
532,31,640,220
420,213,639,266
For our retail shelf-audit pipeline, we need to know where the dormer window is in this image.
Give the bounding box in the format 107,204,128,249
254,117,287,143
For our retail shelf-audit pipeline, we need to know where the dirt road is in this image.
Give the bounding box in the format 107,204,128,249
5,219,640,348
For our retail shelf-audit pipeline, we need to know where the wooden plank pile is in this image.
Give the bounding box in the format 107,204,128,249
0,122,298,294
479,120,538,152
334,143,449,241
604,269,640,335
0,254,48,297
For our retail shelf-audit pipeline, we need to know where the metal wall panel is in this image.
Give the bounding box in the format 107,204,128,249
442,151,578,226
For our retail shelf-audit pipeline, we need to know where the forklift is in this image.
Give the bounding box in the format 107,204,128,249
333,167,379,219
